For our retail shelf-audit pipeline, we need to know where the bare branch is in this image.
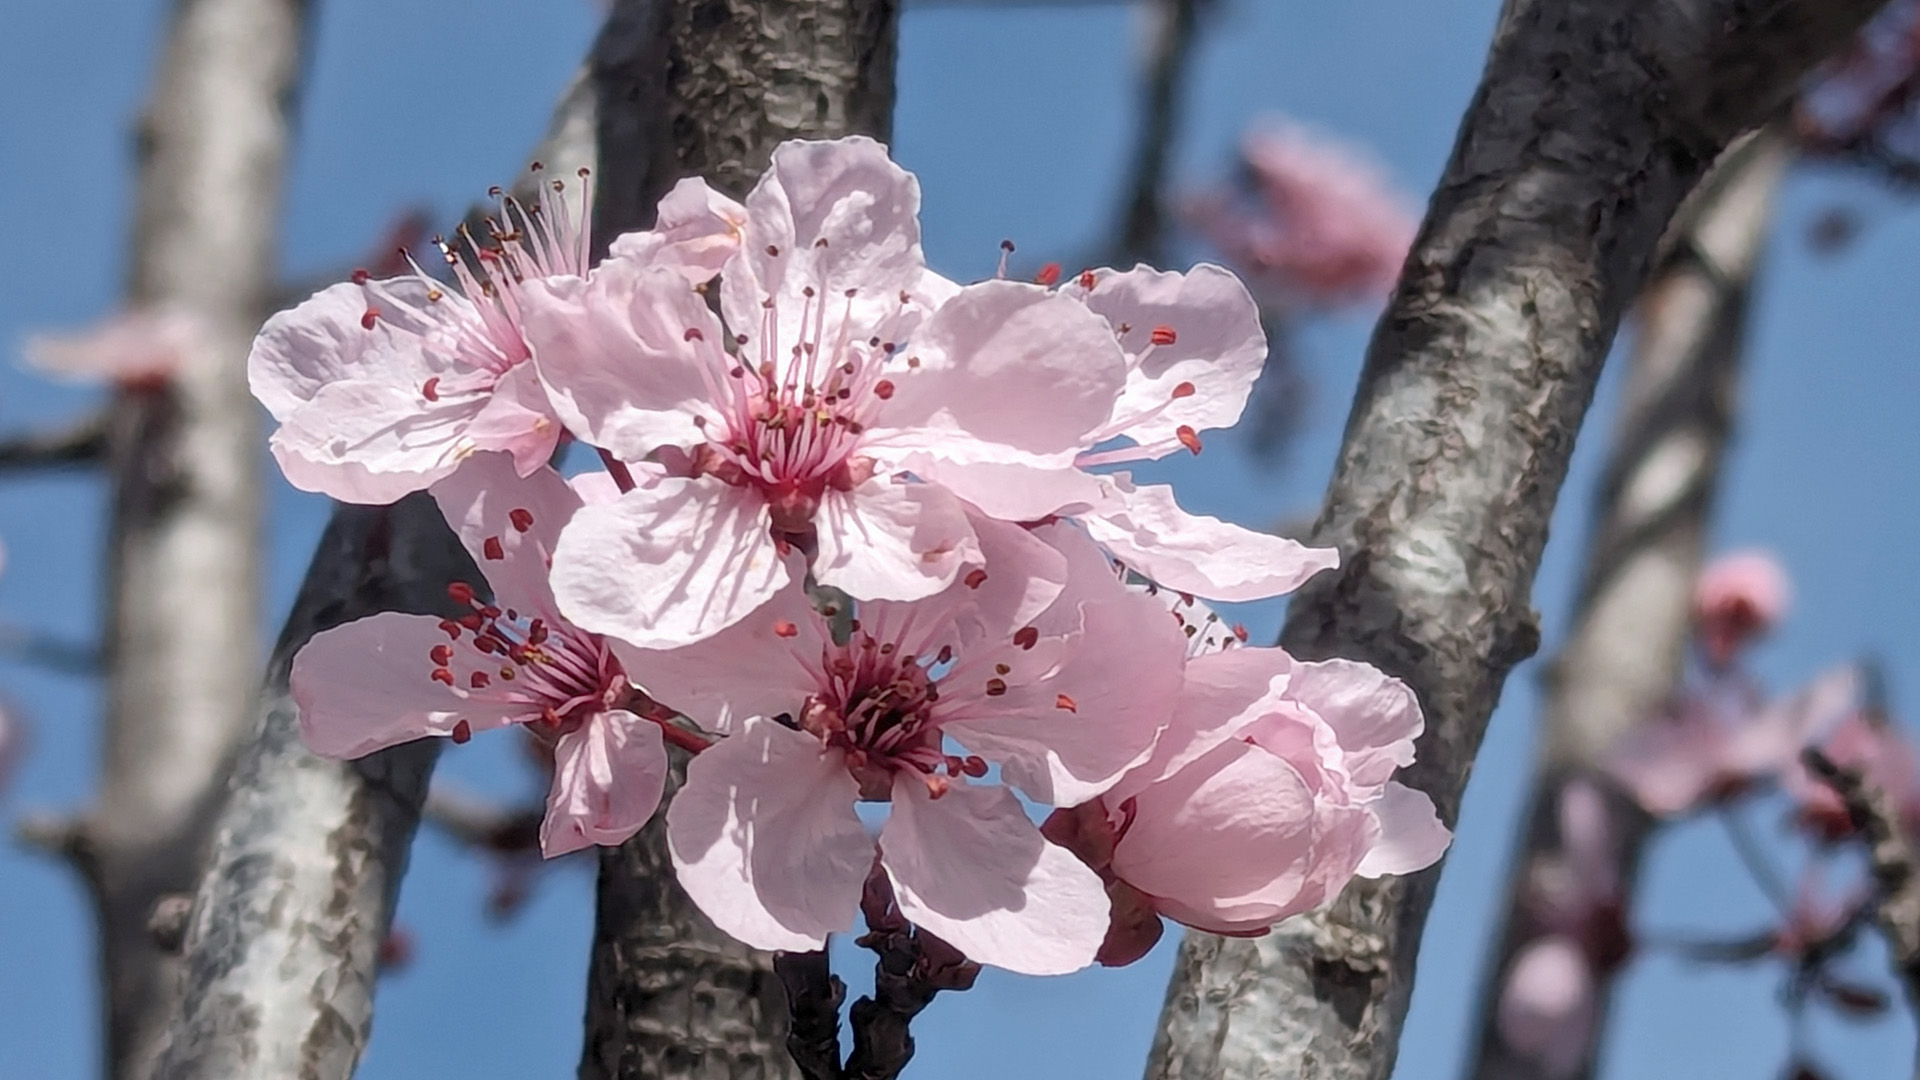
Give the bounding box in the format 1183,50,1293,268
576,1,900,1077
1144,1,1889,1076
0,412,108,473
1465,124,1793,1080
774,951,847,1080
1112,0,1205,265
1802,748,1920,1007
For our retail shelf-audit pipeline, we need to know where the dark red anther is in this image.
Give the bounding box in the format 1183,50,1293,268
361,307,380,330
472,635,501,655
351,268,371,285
1150,325,1177,346
684,327,704,342
1233,623,1250,642
1055,694,1078,713
448,582,477,605
1035,262,1062,286
479,604,502,620
429,644,453,666
508,507,534,533
430,667,455,686
469,671,491,689
1000,239,1016,253
873,379,895,400
936,645,954,665
1078,269,1097,290
498,666,515,681
985,678,1008,697
964,568,988,589
774,620,799,639
421,377,441,402
527,619,549,646
1013,627,1039,650
993,662,1011,675
458,612,484,630
482,536,505,561
438,619,463,639
451,720,472,744
1171,381,1196,399
1176,425,1203,455
766,244,780,257
961,756,989,778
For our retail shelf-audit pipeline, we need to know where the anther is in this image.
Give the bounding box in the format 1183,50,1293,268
509,508,535,532
1055,694,1078,713
1013,627,1039,650
438,619,463,640
451,720,472,744
985,678,1008,697
1176,425,1203,455
430,667,455,686
774,620,799,639
448,582,478,605
964,569,988,589
1078,269,1097,290
994,663,1011,675
361,307,380,330
430,644,453,666
1171,381,1196,399
874,380,895,400
351,268,370,285
421,377,440,402
685,327,705,341
1151,325,1178,346
1036,262,1062,286
483,537,505,561
469,671,491,689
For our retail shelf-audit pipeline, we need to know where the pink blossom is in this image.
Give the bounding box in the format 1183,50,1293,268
1185,118,1417,309
1496,937,1598,1080
1606,666,1858,818
1692,550,1791,667
250,171,746,504
615,519,1187,974
531,136,1337,646
25,306,206,388
290,453,674,857
1044,624,1450,966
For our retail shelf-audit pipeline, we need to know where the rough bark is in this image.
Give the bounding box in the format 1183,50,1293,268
575,2,900,1078
1464,125,1792,1080
1144,2,1888,1078
64,1,312,1076
150,24,603,1080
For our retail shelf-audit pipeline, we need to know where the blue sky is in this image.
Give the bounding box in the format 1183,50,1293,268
2,1,1916,1077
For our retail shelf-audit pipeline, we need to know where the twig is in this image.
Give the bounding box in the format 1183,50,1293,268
0,412,108,473
774,950,847,1080
843,872,979,1080
1801,747,1920,1005
1112,0,1203,265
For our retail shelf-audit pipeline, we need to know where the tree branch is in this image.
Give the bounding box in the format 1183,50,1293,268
1144,2,1888,1077
1802,748,1920,1010
1112,0,1204,265
78,0,311,1075
576,2,900,1077
0,412,108,473
151,24,605,1080
1465,123,1792,1080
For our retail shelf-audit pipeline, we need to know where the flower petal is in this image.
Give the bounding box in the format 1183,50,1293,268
540,710,668,857
611,579,825,734
1284,657,1424,795
880,779,1108,975
1353,781,1451,878
429,453,582,617
1081,475,1338,602
290,613,523,758
666,717,871,951
550,473,788,648
812,477,979,603
607,177,748,284
269,379,478,504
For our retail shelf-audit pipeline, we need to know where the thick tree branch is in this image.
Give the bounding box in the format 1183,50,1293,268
1464,125,1792,1080
576,2,899,1077
1113,0,1203,265
81,1,310,1076
1144,2,1887,1077
151,27,605,1080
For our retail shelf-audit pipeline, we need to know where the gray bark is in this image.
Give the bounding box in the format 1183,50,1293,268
75,1,310,1076
1466,125,1792,1080
1145,2,1888,1078
575,3,899,1077
150,24,605,1080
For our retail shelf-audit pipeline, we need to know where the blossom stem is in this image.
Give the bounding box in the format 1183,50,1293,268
653,717,713,753
597,447,637,493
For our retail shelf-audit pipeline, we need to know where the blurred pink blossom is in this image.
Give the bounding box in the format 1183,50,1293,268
1786,709,1920,842
24,307,207,389
1692,550,1791,667
1185,118,1417,309
1606,666,1859,817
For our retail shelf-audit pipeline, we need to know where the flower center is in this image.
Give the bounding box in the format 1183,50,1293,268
431,579,628,743
797,623,983,799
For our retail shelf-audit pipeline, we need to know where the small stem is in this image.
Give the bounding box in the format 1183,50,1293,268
597,447,636,493
653,716,712,753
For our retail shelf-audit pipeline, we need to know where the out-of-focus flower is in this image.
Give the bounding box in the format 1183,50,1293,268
1607,666,1859,817
1786,709,1920,842
24,307,207,389
1495,778,1632,1079
1044,622,1450,967
291,453,679,857
1693,550,1791,668
1184,118,1417,309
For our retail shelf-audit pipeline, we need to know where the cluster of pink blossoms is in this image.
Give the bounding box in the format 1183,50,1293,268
256,137,1449,974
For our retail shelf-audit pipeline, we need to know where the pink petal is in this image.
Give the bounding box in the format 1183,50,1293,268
461,362,565,476
290,613,523,758
1106,645,1295,807
521,259,725,460
607,177,748,284
540,710,668,857
1496,937,1597,1080
1111,738,1318,926
719,136,930,362
249,279,456,420
1285,657,1423,795
25,306,204,386
812,477,980,603
865,281,1129,466
880,778,1108,975
1354,782,1450,877
1080,476,1338,603
886,460,1110,523
428,453,582,617
1073,264,1266,455
666,717,872,951
610,579,825,734
954,512,1070,642
269,378,480,504
549,472,788,648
